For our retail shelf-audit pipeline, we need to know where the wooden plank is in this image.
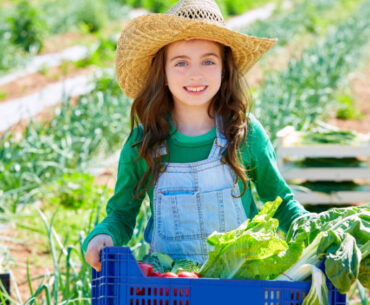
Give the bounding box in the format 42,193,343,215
277,145,370,157
282,167,370,181
294,191,370,204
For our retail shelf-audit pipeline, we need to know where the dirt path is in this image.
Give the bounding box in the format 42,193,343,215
2,224,53,303
0,64,94,103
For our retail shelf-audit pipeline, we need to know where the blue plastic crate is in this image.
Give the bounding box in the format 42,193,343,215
91,247,346,305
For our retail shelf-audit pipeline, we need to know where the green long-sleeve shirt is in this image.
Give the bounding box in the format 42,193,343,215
82,114,307,251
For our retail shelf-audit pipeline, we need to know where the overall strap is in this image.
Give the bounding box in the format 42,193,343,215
207,114,228,159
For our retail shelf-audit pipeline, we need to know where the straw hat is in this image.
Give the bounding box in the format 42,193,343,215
116,0,277,98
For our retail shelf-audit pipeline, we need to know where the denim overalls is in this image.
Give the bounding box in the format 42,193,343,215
144,115,247,264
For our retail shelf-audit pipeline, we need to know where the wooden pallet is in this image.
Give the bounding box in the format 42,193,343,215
276,126,370,204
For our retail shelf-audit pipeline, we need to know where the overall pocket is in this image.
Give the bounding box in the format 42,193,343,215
157,190,200,240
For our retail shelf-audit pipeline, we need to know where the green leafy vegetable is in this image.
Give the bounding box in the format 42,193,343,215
141,252,174,273
286,204,370,291
318,230,361,293
301,264,329,305
200,197,298,279
277,230,361,294
275,232,324,281
300,130,357,145
358,241,370,289
171,259,201,274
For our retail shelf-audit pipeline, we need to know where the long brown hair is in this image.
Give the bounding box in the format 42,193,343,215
129,42,253,199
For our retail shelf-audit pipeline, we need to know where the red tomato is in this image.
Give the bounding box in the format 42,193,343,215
177,271,200,278
138,262,153,276
151,271,162,277
160,272,178,278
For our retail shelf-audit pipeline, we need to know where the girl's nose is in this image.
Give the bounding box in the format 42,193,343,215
188,67,203,82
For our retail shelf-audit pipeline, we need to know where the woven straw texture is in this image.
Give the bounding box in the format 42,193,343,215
116,0,277,98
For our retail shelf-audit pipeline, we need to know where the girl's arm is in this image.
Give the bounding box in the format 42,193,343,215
246,115,308,233
82,127,147,252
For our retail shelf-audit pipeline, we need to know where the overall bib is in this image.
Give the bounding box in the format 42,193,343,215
144,115,247,264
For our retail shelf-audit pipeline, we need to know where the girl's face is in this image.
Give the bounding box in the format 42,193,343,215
165,39,223,111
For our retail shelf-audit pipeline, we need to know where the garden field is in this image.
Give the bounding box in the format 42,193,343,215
0,0,369,304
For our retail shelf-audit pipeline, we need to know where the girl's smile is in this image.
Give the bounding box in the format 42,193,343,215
184,85,208,93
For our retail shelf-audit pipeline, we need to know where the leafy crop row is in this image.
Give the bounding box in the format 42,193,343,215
254,0,370,141
0,0,129,73
0,73,129,211
245,0,363,45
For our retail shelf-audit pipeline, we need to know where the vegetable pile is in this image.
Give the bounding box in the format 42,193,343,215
199,197,369,303
138,252,201,278
299,129,359,145
136,198,369,303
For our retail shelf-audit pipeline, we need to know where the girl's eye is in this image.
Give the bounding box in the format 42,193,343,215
175,61,187,67
204,60,215,65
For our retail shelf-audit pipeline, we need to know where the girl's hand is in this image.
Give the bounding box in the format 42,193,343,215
85,234,113,272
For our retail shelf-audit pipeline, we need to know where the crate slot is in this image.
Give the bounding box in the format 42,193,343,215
264,289,281,305
265,289,281,300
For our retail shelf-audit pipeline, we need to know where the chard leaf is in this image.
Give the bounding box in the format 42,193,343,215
287,205,370,290
300,264,329,305
357,241,370,289
318,230,361,294
287,205,370,247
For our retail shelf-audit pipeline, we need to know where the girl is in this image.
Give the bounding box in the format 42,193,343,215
84,0,308,271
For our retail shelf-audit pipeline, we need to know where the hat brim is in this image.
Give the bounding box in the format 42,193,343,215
116,14,277,98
